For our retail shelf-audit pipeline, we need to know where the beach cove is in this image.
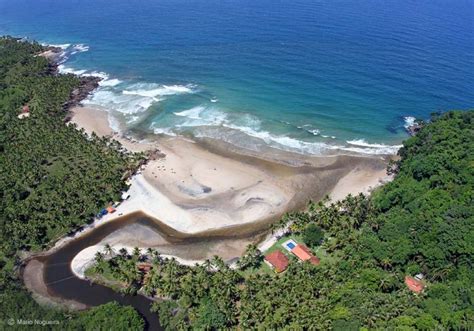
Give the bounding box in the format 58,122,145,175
15,43,397,331
23,100,393,312
1,0,471,327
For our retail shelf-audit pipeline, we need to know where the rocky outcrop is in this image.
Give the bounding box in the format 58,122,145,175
63,76,101,111
406,122,423,136
38,46,103,117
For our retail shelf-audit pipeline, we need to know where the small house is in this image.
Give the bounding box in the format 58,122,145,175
414,273,424,281
291,244,320,266
106,206,116,213
264,250,289,273
405,276,425,293
18,105,30,119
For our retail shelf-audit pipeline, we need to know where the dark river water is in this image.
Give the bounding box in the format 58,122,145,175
34,212,270,330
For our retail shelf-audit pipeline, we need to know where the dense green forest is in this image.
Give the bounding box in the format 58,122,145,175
89,111,473,330
0,37,144,328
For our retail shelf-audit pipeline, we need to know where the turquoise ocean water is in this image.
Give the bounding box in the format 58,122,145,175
1,0,473,154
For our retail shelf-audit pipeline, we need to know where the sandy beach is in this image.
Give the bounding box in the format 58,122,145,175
68,105,392,234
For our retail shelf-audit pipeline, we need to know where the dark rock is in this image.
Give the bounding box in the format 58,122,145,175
406,122,423,136
62,76,101,111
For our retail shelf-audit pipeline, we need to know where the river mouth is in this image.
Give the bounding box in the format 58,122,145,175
26,212,270,330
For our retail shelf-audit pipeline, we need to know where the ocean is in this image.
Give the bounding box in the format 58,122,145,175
1,0,472,155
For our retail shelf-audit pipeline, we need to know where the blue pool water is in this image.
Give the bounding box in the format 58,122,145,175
1,0,472,154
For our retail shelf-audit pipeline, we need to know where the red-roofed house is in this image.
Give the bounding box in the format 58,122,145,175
405,276,425,293
264,250,289,273
291,244,320,266
18,105,30,119
299,245,321,265
291,244,312,261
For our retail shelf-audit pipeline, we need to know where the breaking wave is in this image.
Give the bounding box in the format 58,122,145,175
403,116,416,129
46,42,195,116
123,83,195,98
83,83,196,116
47,40,401,156
45,43,71,50
347,139,401,149
164,105,401,155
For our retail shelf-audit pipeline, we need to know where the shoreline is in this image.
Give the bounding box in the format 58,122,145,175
56,105,393,280
22,259,88,311
22,46,395,311
68,105,393,234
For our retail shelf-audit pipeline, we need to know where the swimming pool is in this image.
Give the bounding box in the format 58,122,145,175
282,239,297,252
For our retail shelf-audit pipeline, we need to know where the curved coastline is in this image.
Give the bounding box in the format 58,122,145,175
21,45,396,329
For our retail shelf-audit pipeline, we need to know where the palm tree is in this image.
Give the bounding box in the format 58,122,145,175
211,255,226,271
152,250,162,265
146,247,154,259
119,247,128,258
132,246,141,261
104,243,114,257
94,251,104,263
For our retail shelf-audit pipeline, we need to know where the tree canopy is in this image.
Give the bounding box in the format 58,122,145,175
0,37,144,329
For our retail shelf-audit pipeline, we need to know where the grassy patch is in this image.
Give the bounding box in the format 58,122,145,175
263,234,337,266
84,266,127,291
264,234,303,257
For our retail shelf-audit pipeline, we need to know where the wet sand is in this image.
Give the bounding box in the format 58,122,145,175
22,259,87,310
69,105,392,234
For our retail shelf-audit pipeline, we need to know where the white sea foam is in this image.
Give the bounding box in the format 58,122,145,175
47,40,400,156
163,84,195,93
41,42,90,65
86,83,190,115
58,64,87,76
84,90,159,115
46,43,71,50
345,139,401,154
347,139,398,149
172,106,229,129
308,129,320,136
70,44,89,54
171,106,400,155
124,83,194,98
152,127,177,136
99,78,122,87
174,106,206,120
404,116,416,129
296,124,321,136
83,71,108,80
191,116,400,155
84,82,194,117
58,65,122,87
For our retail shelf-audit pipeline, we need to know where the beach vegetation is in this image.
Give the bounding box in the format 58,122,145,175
0,37,144,329
302,223,324,247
